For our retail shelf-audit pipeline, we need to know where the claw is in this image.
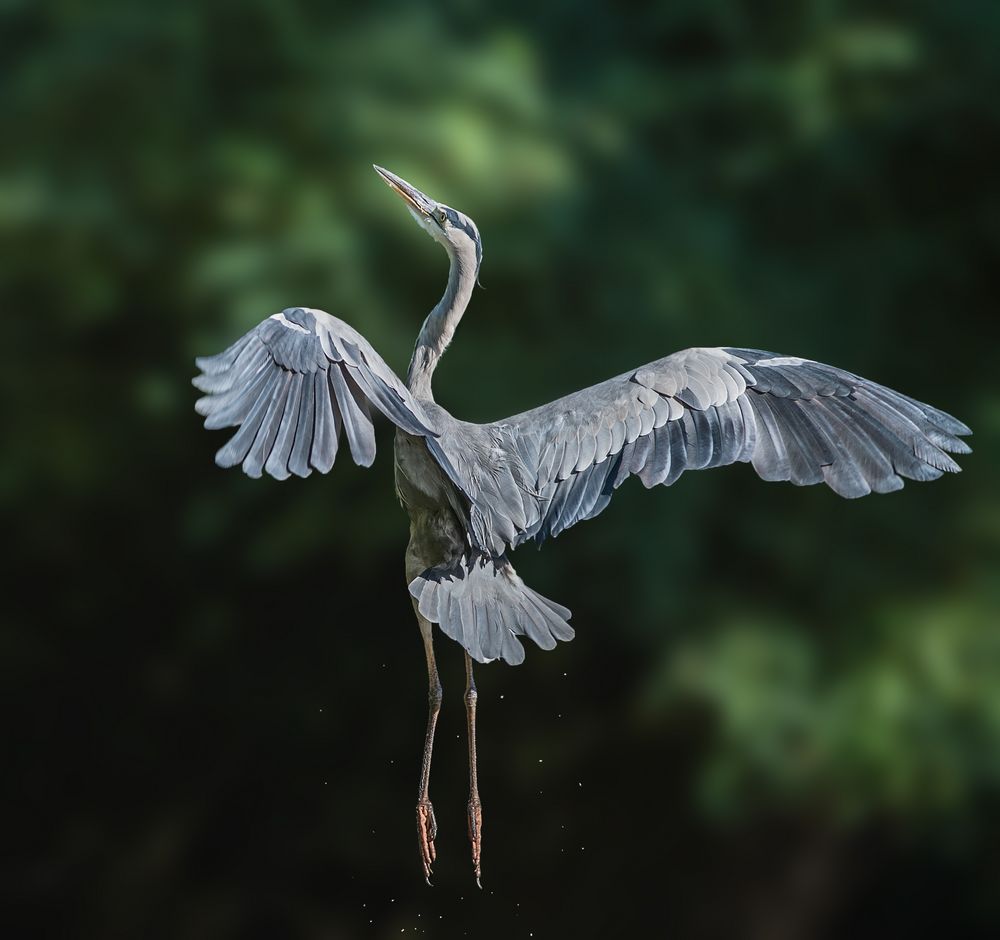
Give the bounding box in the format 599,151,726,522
416,799,437,883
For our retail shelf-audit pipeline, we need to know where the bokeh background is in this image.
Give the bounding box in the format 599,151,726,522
5,1,999,937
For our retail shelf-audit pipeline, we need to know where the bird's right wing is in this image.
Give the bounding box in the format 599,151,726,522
427,346,971,555
194,306,435,479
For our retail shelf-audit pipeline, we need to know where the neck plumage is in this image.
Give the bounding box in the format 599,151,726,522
406,243,477,401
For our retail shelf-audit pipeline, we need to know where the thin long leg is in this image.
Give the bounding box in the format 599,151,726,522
464,652,483,887
415,613,443,884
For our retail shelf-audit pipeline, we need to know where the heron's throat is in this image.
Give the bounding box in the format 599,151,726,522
406,249,477,401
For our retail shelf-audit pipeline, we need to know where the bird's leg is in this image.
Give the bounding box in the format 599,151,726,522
415,613,443,884
464,652,483,887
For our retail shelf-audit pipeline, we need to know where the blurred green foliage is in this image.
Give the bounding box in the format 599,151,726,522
5,1,999,936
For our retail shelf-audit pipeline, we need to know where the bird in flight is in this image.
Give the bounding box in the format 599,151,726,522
194,165,971,886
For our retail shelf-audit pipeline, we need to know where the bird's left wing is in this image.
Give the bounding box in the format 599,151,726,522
194,307,435,479
426,346,970,555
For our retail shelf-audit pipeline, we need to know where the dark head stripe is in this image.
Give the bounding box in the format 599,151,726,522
446,208,483,273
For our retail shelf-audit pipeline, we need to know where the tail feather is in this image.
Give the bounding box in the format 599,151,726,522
409,553,574,665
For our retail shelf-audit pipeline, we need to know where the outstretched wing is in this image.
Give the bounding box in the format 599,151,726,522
430,347,971,554
194,306,434,479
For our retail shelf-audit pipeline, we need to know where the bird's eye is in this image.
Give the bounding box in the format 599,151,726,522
436,208,448,224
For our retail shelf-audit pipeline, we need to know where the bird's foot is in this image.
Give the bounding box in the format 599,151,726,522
467,796,483,888
416,799,437,884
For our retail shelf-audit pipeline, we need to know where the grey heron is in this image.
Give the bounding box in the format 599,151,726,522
193,165,971,886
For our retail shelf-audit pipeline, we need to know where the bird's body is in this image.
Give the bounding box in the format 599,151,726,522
193,166,971,885
395,425,465,582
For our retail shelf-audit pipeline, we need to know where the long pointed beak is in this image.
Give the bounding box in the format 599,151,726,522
373,165,437,217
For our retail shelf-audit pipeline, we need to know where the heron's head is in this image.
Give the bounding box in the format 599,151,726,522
374,165,482,277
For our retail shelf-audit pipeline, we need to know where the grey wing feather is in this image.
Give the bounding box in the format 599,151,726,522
287,373,317,479
427,346,970,556
194,307,436,479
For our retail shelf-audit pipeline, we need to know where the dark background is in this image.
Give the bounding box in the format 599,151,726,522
5,1,999,937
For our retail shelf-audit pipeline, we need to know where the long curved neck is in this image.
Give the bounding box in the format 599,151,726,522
406,243,477,402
